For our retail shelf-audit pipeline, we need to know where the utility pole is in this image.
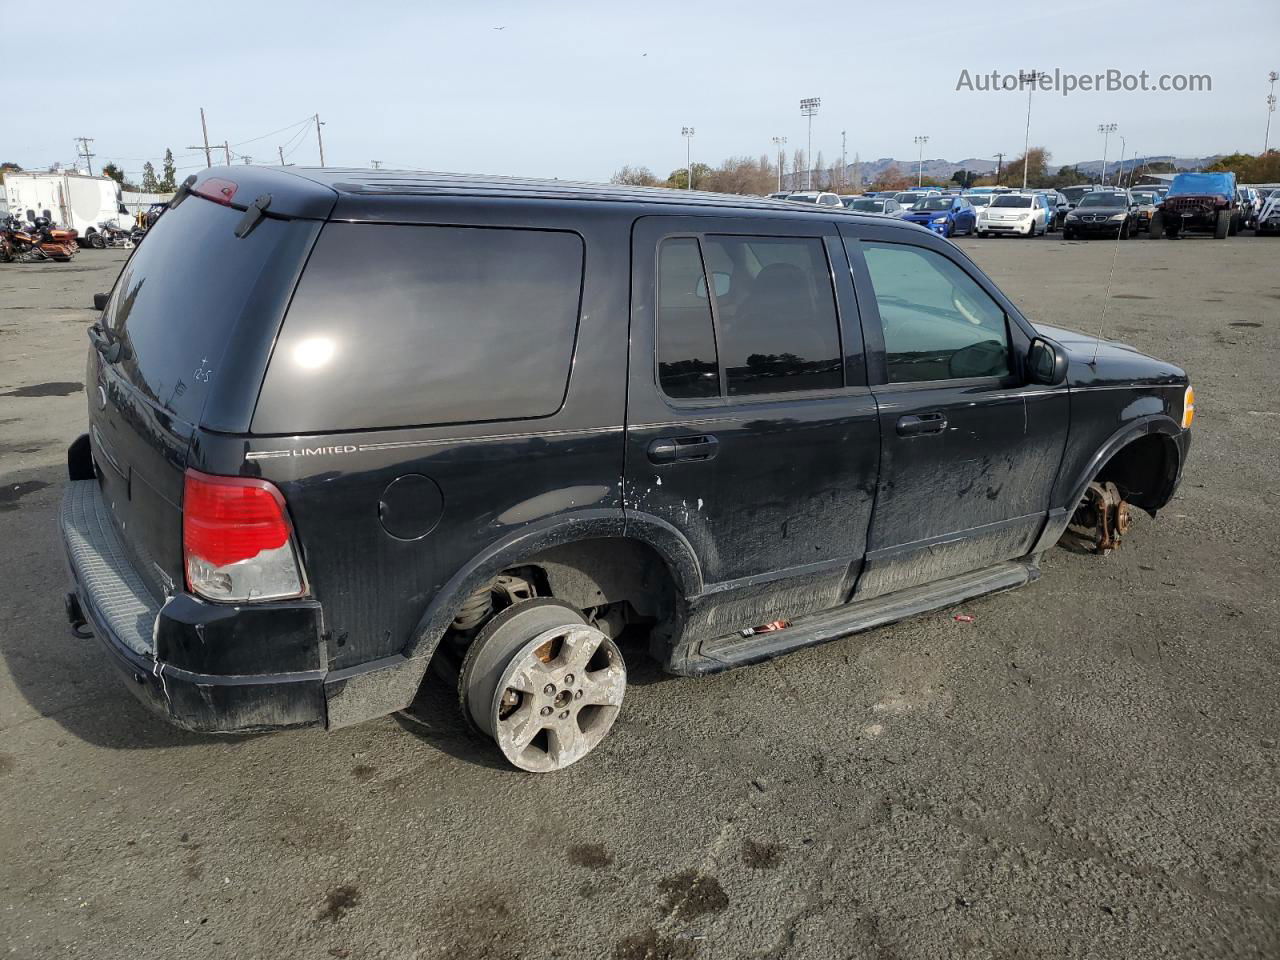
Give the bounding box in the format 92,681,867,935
1265,71,1279,154
913,135,929,187
371,160,382,170
1116,136,1127,187
1019,70,1040,191
315,114,326,167
223,141,231,166
278,145,286,165
1098,123,1117,185
74,137,95,175
994,152,1004,185
771,136,787,192
682,127,695,189
199,108,213,167
800,98,820,190
840,129,847,191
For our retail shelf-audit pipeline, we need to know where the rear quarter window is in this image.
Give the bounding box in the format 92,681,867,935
253,224,585,434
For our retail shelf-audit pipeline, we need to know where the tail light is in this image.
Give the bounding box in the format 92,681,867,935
183,470,305,602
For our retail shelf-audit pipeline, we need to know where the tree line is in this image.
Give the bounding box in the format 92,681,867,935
614,146,1280,196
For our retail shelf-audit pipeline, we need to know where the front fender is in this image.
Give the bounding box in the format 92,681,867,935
1030,413,1187,556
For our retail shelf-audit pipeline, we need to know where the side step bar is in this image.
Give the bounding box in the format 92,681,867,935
687,560,1038,675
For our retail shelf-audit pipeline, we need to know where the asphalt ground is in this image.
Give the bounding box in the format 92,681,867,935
2,231,1277,959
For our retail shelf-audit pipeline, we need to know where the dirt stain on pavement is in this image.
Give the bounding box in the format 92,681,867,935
1229,322,1262,328
317,885,361,922
658,870,729,920
614,928,697,960
567,843,613,869
0,753,14,775
1,381,83,397
741,839,782,870
0,480,48,512
350,764,376,781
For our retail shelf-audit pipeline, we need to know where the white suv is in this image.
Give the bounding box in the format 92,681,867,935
785,191,844,207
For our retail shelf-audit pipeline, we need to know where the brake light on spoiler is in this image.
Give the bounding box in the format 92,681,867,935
183,470,305,602
193,178,239,206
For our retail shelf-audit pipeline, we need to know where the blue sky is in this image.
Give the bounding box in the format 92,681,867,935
8,0,1278,181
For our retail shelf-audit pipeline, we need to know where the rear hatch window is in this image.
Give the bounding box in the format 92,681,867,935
103,193,316,427
252,224,585,434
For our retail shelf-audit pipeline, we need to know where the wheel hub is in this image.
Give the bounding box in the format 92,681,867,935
486,623,625,773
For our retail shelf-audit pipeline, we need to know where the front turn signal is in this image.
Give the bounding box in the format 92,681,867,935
1181,385,1196,429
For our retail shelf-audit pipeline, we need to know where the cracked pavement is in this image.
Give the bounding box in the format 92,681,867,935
1,236,1278,959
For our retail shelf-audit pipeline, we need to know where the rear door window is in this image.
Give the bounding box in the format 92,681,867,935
702,235,843,396
253,224,584,434
657,238,720,399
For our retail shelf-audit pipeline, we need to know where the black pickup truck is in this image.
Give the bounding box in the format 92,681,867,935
60,168,1194,772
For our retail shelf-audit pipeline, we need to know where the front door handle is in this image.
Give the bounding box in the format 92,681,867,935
647,435,719,464
896,413,948,437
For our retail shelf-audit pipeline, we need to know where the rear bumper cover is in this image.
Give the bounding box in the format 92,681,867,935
60,479,327,732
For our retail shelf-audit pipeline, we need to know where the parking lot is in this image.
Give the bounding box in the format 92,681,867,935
2,235,1278,959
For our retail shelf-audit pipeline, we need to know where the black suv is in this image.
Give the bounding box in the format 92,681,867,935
60,169,1194,772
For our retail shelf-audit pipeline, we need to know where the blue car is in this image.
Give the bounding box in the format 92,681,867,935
900,195,977,237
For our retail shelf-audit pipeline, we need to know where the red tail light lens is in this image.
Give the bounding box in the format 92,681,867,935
183,470,304,601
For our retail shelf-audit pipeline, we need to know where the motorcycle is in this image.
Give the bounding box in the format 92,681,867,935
92,219,133,249
16,214,78,262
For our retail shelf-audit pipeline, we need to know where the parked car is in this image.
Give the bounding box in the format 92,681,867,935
1063,190,1139,239
1237,187,1261,230
61,168,1193,772
976,192,1052,237
899,195,977,237
843,197,903,215
767,191,791,201
1152,173,1241,239
893,190,941,209
786,191,843,207
961,193,996,210
1253,192,1280,235
1128,189,1162,232
1058,185,1095,211
1039,191,1068,230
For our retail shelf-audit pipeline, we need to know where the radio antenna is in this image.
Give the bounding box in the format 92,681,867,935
1089,135,1127,366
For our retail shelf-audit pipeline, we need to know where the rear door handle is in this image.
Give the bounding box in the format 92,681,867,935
896,413,948,437
647,435,719,464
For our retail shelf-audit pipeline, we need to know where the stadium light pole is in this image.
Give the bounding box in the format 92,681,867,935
1098,123,1118,185
772,136,787,192
682,126,695,190
1019,70,1041,191
1265,71,1279,154
913,135,929,187
800,98,820,190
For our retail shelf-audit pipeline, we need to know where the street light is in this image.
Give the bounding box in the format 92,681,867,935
1265,71,1279,154
771,136,787,193
800,98,820,190
913,135,929,187
1098,123,1118,185
682,126,695,190
1019,70,1041,191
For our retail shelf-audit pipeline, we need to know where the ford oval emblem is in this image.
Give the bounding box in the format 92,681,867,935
96,385,107,410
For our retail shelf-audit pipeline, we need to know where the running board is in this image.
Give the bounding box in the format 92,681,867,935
685,560,1038,675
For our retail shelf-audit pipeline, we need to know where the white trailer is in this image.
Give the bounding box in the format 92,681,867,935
2,171,132,242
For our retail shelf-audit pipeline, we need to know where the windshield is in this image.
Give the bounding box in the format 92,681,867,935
965,195,992,206
1078,193,1125,208
1131,192,1155,203
991,196,1032,208
1060,187,1091,201
847,199,885,211
918,198,952,211
895,193,923,204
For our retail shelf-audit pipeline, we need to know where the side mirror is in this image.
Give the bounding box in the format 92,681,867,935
1027,337,1068,386
93,293,110,311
